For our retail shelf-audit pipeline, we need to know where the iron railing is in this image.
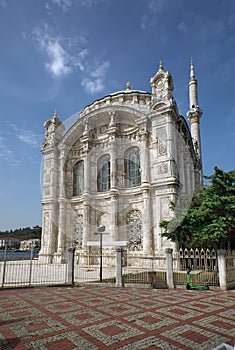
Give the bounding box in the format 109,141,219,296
178,248,218,271
1,253,68,288
1,248,234,289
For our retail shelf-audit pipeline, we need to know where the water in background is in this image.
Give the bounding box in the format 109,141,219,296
0,250,39,260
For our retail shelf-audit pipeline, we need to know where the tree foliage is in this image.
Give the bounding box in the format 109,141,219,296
160,167,235,249
0,226,42,241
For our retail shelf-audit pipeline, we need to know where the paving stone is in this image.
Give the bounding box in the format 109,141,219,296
0,286,234,349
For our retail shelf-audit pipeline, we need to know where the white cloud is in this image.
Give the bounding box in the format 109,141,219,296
81,77,104,94
51,0,72,12
18,132,40,147
72,48,88,71
91,61,110,78
141,15,148,30
31,24,109,90
81,60,109,94
148,0,167,13
32,24,86,78
45,2,51,10
49,0,100,12
141,0,167,30
45,41,71,77
0,136,21,166
79,0,99,7
6,122,42,148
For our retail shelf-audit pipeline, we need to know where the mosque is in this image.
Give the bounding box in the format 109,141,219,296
39,61,203,264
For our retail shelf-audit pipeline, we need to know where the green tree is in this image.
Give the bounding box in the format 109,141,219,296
160,167,235,249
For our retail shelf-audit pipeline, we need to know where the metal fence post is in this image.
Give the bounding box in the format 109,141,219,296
116,247,123,287
67,247,75,286
165,248,174,289
217,249,227,290
28,245,34,286
1,243,8,287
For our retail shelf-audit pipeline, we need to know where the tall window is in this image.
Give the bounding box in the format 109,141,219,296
73,161,84,196
126,210,143,251
97,155,110,192
124,147,141,187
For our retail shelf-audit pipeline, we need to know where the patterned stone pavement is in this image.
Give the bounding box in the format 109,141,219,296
0,285,234,349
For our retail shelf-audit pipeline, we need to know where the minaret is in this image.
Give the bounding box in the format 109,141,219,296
187,60,203,175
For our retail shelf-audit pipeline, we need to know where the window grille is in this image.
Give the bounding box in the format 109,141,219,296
124,147,141,187
97,155,110,192
73,161,84,196
126,210,143,250
73,214,83,248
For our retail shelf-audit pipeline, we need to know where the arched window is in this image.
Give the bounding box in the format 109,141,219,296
97,155,110,192
73,161,84,196
126,210,143,251
124,147,141,187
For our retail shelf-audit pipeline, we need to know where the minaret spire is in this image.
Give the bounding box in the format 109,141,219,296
189,59,198,108
190,58,195,79
187,59,203,185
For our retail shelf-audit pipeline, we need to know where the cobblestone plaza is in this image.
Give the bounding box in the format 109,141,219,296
0,285,234,349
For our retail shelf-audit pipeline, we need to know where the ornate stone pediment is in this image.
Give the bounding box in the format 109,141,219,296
150,61,174,106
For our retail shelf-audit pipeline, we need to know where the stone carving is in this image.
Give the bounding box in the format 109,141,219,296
150,62,174,104
126,210,143,251
158,162,168,174
158,142,167,156
155,126,167,141
73,213,83,248
43,212,49,234
41,111,64,150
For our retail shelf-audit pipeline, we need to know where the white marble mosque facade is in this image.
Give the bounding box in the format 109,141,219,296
39,61,203,264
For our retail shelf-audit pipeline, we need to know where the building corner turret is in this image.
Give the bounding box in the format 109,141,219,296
39,110,65,263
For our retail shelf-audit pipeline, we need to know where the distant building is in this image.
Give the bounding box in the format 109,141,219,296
0,237,21,249
39,61,203,264
19,239,40,251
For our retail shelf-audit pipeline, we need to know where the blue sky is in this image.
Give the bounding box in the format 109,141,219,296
0,0,235,231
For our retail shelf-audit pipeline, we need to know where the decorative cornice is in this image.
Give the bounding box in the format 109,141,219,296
80,91,151,119
187,106,202,124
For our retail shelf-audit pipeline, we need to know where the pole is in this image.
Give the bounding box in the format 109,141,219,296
95,224,107,283
29,244,34,286
2,241,8,287
100,232,103,282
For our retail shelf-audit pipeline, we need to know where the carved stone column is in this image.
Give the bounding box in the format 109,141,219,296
110,192,118,242
54,200,67,263
54,146,69,262
108,111,117,190
138,126,149,184
142,187,153,254
82,199,90,248
39,149,59,263
166,117,176,163
185,153,192,195
83,152,90,195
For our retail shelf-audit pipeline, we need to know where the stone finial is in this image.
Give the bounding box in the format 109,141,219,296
83,121,89,137
126,81,131,91
159,60,163,70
